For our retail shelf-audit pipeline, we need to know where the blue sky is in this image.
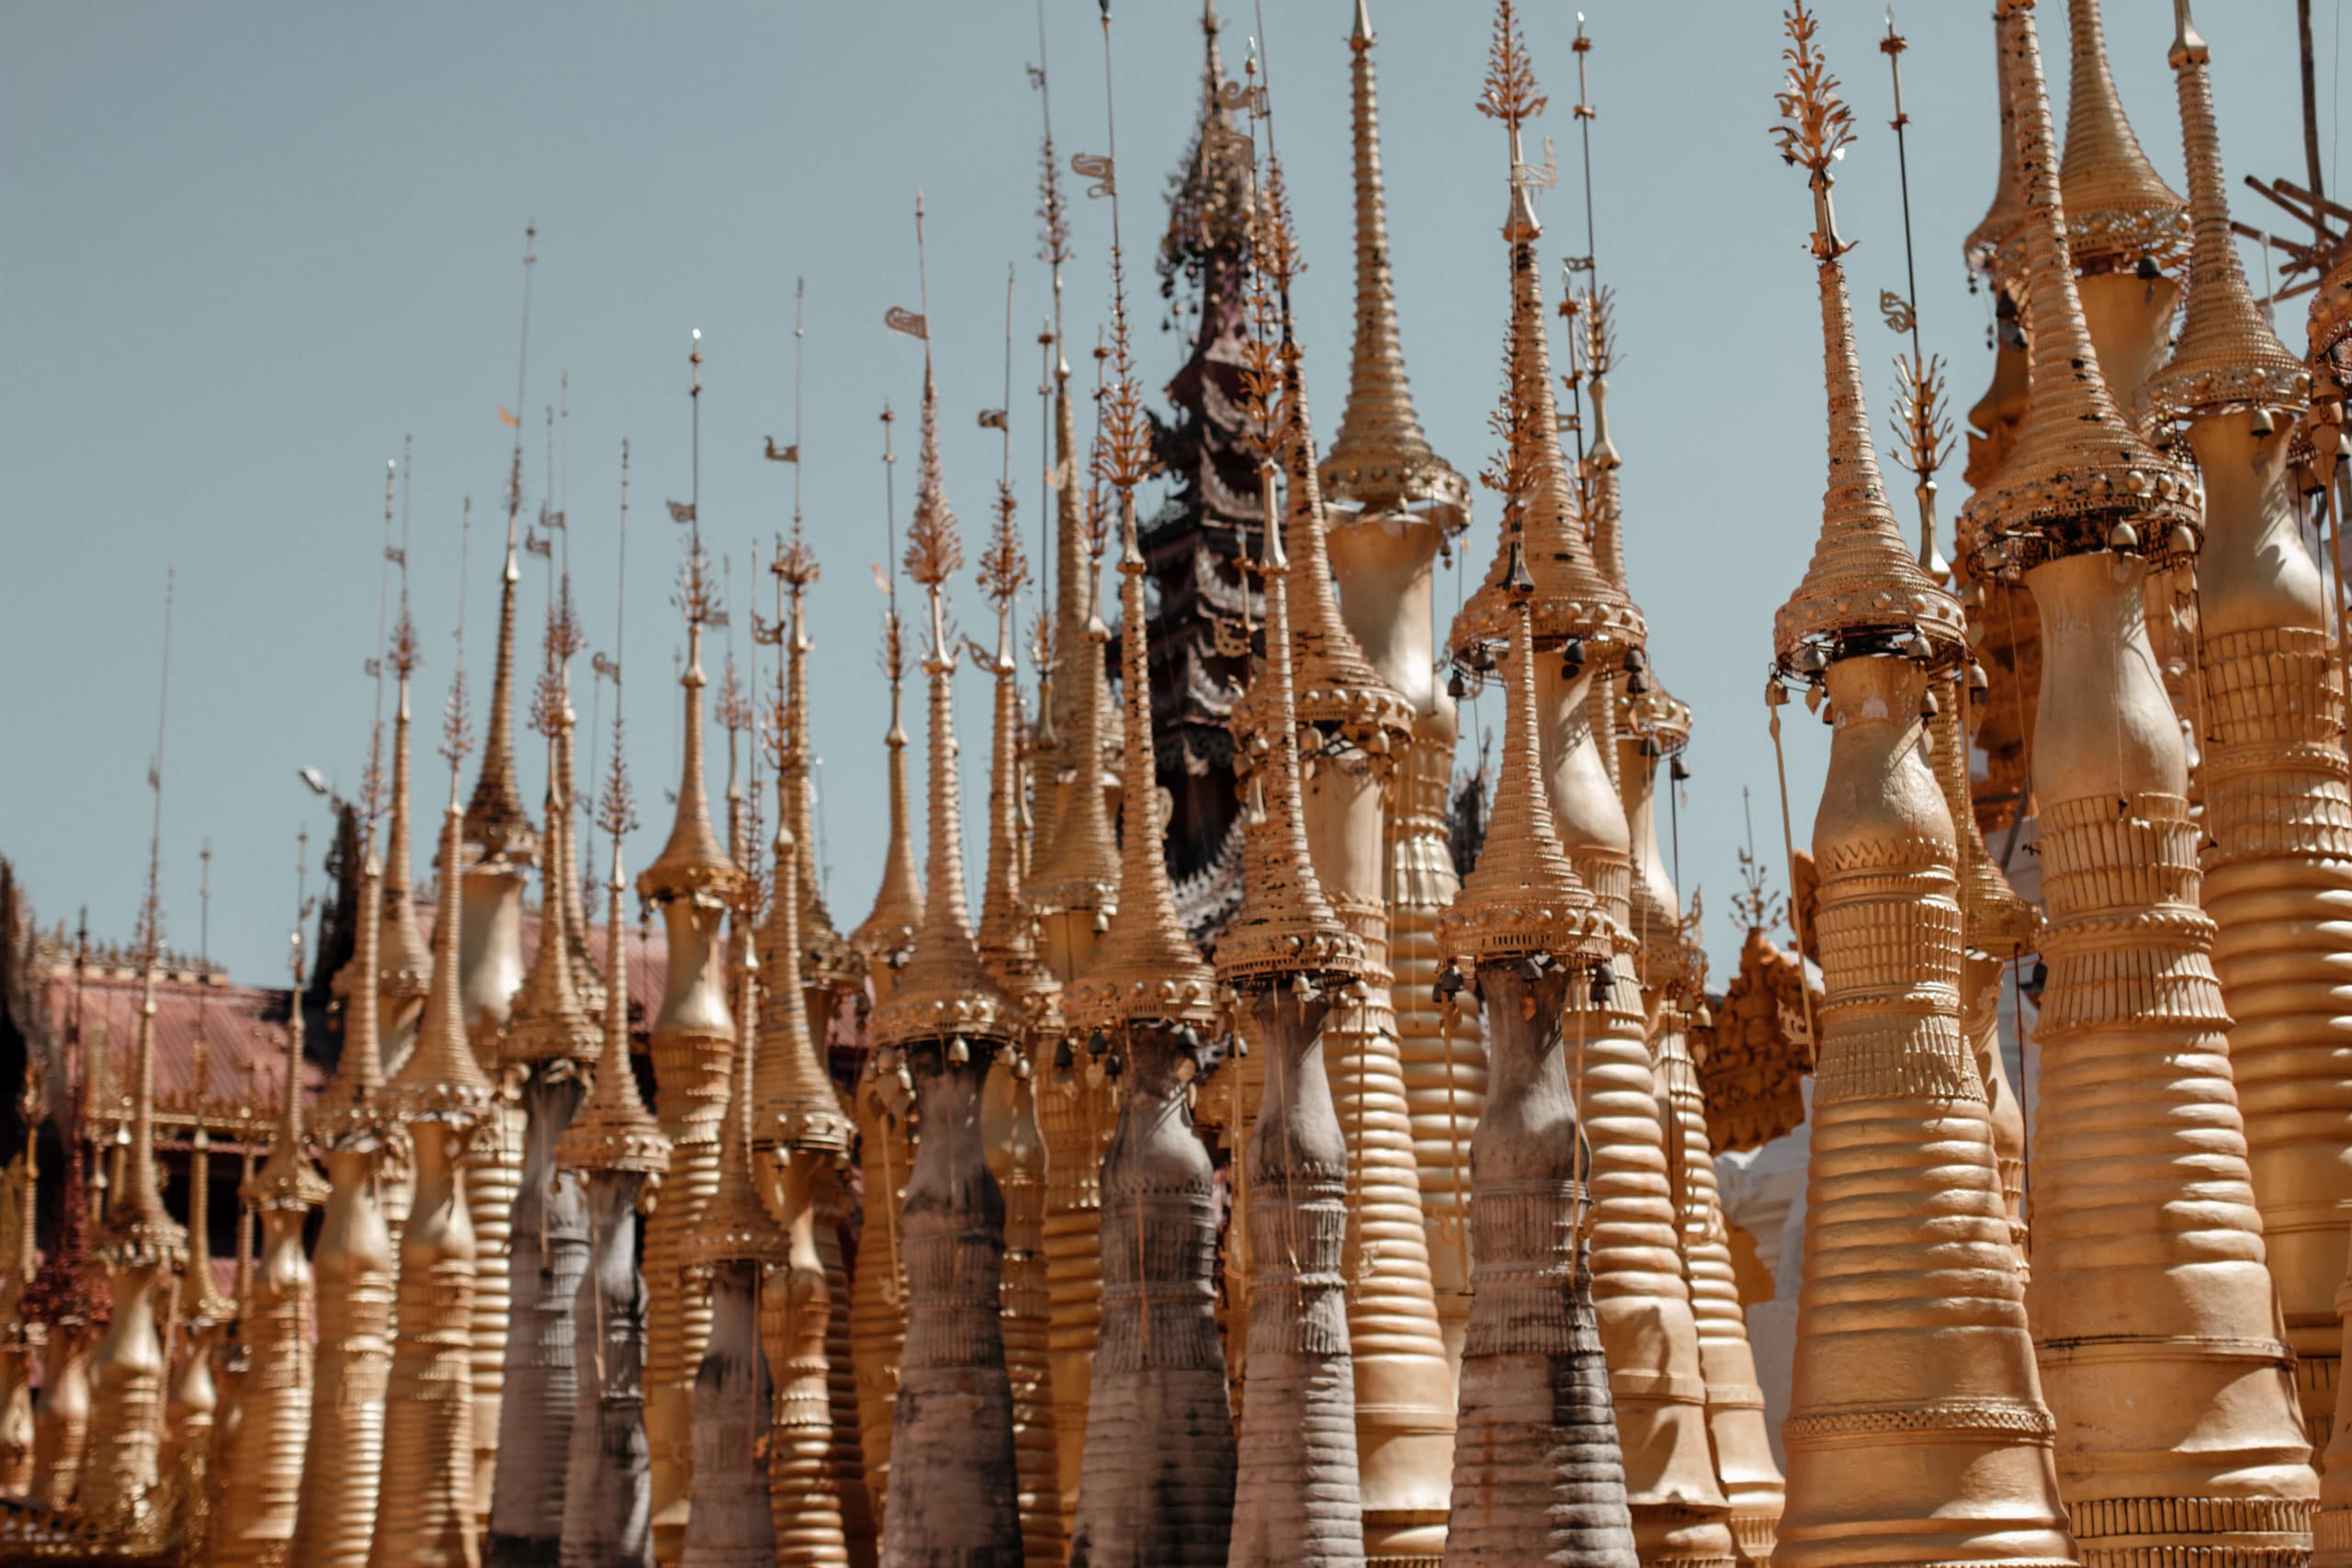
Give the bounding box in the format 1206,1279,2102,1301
2,0,2332,986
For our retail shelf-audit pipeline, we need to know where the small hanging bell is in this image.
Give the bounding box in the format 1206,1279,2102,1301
2107,520,2139,553
946,1036,969,1066
1560,637,1587,675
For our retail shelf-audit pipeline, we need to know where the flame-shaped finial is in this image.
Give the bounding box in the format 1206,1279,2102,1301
1771,3,1965,671
1454,0,1639,665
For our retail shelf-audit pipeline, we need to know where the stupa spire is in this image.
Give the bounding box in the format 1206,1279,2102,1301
1319,0,1468,528
2059,0,2188,275
180,842,234,1328
507,578,600,1067
2139,2,2312,425
396,672,498,1111
1026,0,1117,889
463,223,541,865
244,911,326,1216
98,570,184,1269
852,402,928,978
1769,29,1965,667
1453,10,1639,662
766,281,860,1005
1065,156,1216,1036
557,459,668,1181
1959,1,2199,561
873,194,1016,1047
378,491,433,1068
974,271,1055,1014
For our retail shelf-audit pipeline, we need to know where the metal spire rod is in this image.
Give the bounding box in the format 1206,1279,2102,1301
882,400,900,616
1882,8,1926,376
793,279,807,533
141,565,176,963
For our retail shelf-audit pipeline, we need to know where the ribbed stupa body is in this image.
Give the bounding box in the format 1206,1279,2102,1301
491,731,601,1565
989,1077,1059,1568
815,1167,876,1568
849,1080,910,1534
34,1328,92,1511
377,1117,483,1568
678,946,786,1568
638,620,744,1565
296,1134,396,1566
2024,548,2317,1562
1957,8,2322,1560
1445,964,1636,1568
873,1057,1023,1567
2319,1214,2352,1562
763,1149,850,1568
1654,1010,1781,1563
2141,6,2343,1457
1544,691,1733,1568
1385,713,1484,1386
0,1151,38,1500
209,1195,318,1563
1066,1021,1235,1568
678,1258,775,1568
1227,991,1365,1568
209,977,324,1568
295,855,398,1567
1775,656,2075,1568
487,1069,589,1564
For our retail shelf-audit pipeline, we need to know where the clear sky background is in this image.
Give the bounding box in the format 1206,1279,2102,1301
2,0,2333,987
